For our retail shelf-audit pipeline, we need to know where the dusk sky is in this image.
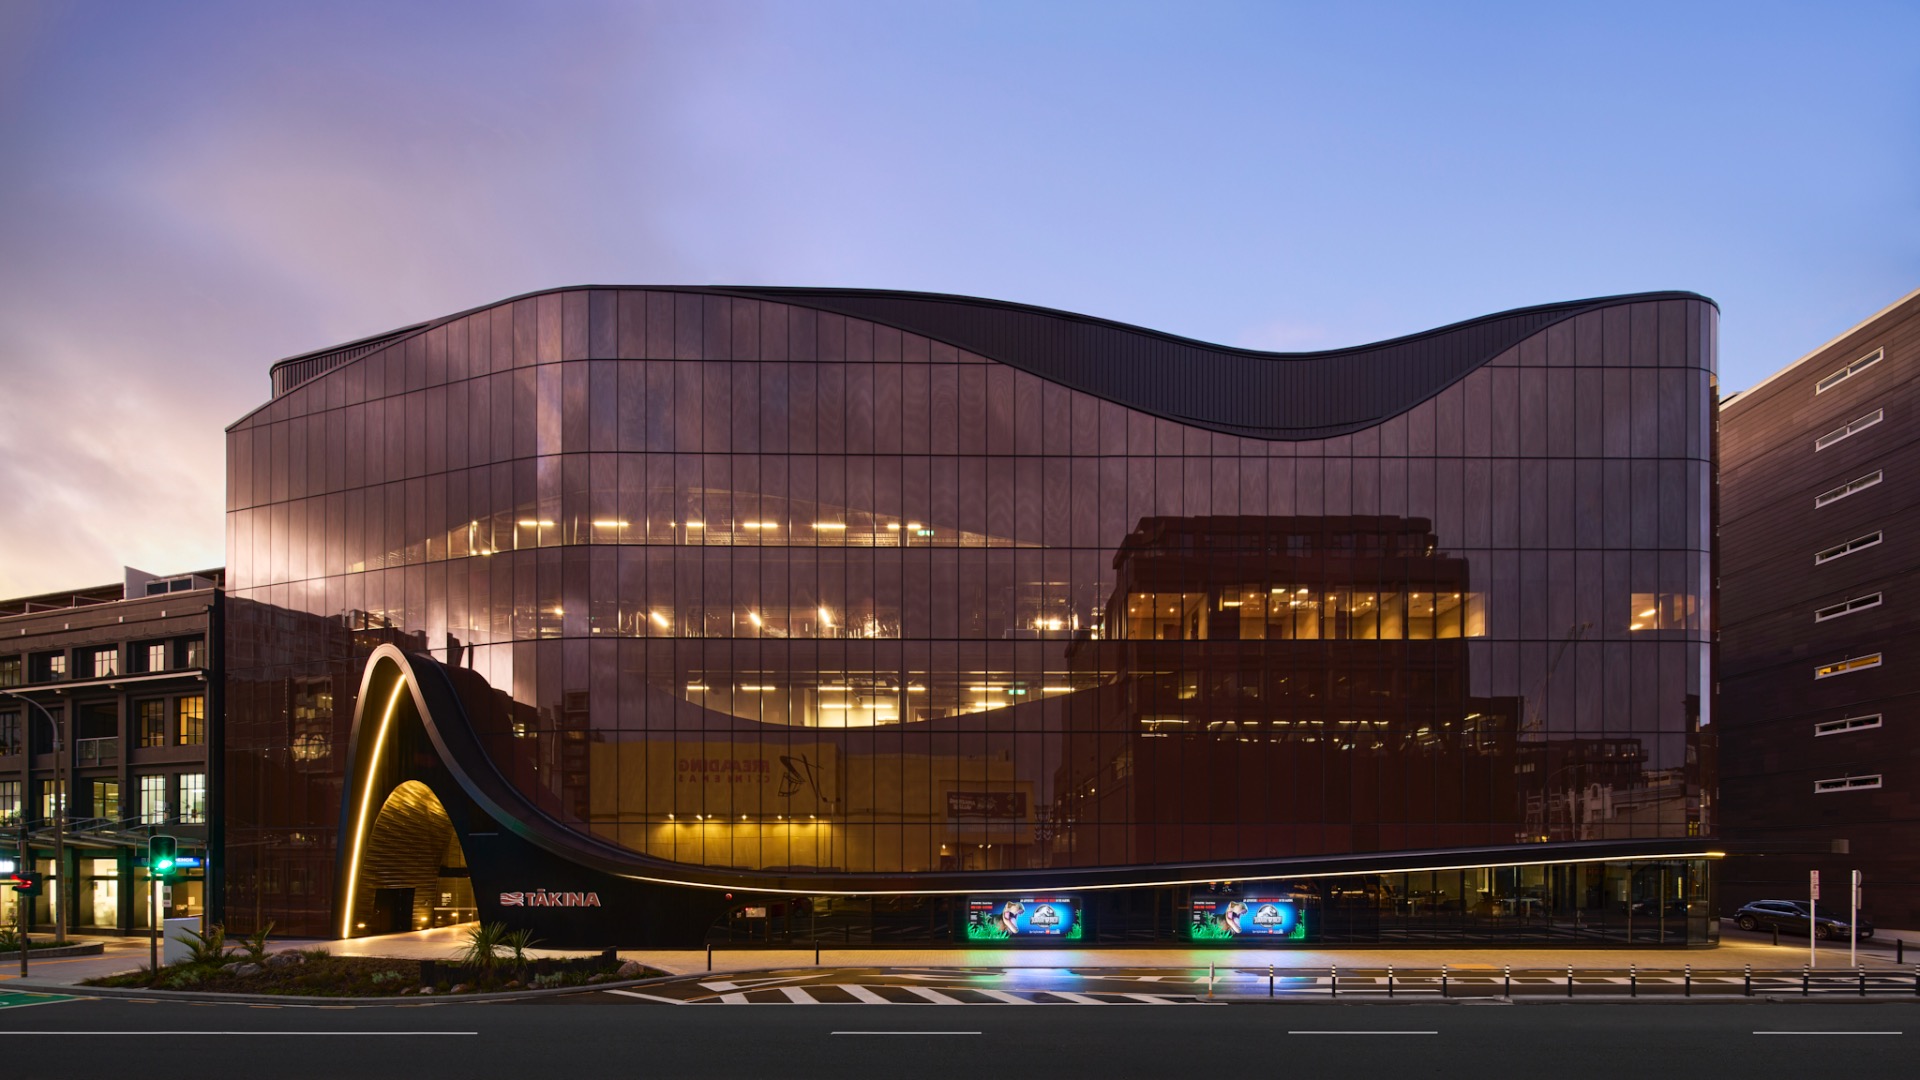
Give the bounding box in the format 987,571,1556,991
1,0,1915,597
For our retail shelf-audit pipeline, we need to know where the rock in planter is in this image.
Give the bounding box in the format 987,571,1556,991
417,987,435,996
265,951,307,970
449,984,469,994
616,960,646,979
587,973,612,984
228,963,264,978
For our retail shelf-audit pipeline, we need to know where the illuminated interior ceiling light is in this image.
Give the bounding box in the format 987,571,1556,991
1639,608,1656,618
817,606,834,627
684,521,704,529
592,520,628,528
686,684,708,692
1043,686,1072,693
906,522,922,531
859,702,891,709
747,611,763,627
743,521,776,530
517,519,555,527
1220,600,1242,607
741,684,775,691
1629,623,1644,631
819,702,853,710
812,522,847,530
649,610,670,628
906,684,926,692
885,523,901,530
340,677,408,939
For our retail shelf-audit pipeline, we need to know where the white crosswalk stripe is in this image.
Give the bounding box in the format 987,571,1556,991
970,989,1038,1005
899,986,968,1004
836,984,895,1004
779,987,820,1004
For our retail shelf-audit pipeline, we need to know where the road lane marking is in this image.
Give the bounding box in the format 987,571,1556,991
898,986,967,1005
1753,1031,1902,1036
603,990,685,1004
1118,993,1179,1004
831,1031,980,1036
836,985,894,1004
0,1031,479,1036
1290,1031,1438,1036
779,987,820,1004
1035,991,1108,1004
970,989,1037,1005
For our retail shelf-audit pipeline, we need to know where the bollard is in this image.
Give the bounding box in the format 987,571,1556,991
1899,939,1905,965
1685,964,1691,998
1503,964,1511,999
1771,925,1779,947
1567,965,1574,999
1859,968,1866,997
815,939,820,966
1388,965,1395,998
1208,962,1215,1001
1269,963,1274,999
1744,964,1751,997
1442,964,1449,999
1630,964,1636,997
707,944,712,972
1331,965,1338,999
1802,966,1809,997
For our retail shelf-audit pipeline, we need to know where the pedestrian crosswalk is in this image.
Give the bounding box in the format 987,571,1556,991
609,981,1209,1005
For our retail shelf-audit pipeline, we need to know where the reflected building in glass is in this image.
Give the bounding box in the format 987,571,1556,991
223,287,1719,945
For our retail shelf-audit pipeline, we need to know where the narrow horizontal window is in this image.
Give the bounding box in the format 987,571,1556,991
1814,470,1883,508
1814,531,1882,565
1814,713,1882,737
1816,348,1883,394
1814,653,1882,679
1815,408,1883,450
1813,774,1882,793
1814,592,1883,622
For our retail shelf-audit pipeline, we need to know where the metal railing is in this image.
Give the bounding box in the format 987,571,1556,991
1230,965,1920,999
75,736,117,764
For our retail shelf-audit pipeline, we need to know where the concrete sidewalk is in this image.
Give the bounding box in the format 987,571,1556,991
7,922,1913,987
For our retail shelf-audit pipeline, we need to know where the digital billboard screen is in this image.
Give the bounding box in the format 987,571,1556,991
1189,897,1306,940
965,897,1083,940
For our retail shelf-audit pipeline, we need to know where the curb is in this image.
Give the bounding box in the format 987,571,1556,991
0,943,105,961
8,970,682,1006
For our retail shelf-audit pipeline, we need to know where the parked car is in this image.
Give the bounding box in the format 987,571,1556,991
1731,899,1873,939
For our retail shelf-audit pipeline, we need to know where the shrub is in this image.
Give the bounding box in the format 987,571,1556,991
370,970,404,985
0,925,18,953
530,972,566,989
164,968,204,989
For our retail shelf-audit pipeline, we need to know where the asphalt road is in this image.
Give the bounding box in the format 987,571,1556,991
4,996,1915,1080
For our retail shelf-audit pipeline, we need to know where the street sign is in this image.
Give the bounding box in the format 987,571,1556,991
0,859,13,875
1852,869,1863,907
1810,869,1820,900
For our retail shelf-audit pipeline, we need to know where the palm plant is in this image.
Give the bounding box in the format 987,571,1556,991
175,923,231,967
501,927,541,966
241,920,275,964
454,921,511,975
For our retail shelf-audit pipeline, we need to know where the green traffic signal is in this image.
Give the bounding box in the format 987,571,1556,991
148,835,178,877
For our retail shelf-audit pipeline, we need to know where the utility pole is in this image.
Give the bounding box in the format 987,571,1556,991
0,691,64,944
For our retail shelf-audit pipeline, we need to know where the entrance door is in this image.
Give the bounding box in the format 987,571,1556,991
373,888,416,934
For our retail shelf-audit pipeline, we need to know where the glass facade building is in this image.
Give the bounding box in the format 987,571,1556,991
224,287,1720,945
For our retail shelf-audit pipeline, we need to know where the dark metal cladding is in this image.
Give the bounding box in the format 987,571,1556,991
708,287,1715,438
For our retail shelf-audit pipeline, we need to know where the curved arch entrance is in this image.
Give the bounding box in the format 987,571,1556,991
346,780,476,935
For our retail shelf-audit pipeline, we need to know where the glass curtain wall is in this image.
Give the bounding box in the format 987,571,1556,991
224,289,1716,935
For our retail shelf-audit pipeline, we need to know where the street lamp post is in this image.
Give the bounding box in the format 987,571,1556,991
0,690,65,945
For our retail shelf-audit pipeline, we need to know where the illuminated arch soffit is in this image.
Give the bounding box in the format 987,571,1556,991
340,675,409,939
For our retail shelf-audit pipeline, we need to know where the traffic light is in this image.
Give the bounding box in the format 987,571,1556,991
8,871,40,895
148,835,179,878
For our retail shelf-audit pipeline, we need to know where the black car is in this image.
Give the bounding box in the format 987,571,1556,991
1731,899,1873,939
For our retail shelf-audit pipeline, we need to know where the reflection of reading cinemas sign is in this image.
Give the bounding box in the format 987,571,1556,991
500,890,602,908
946,791,1027,818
